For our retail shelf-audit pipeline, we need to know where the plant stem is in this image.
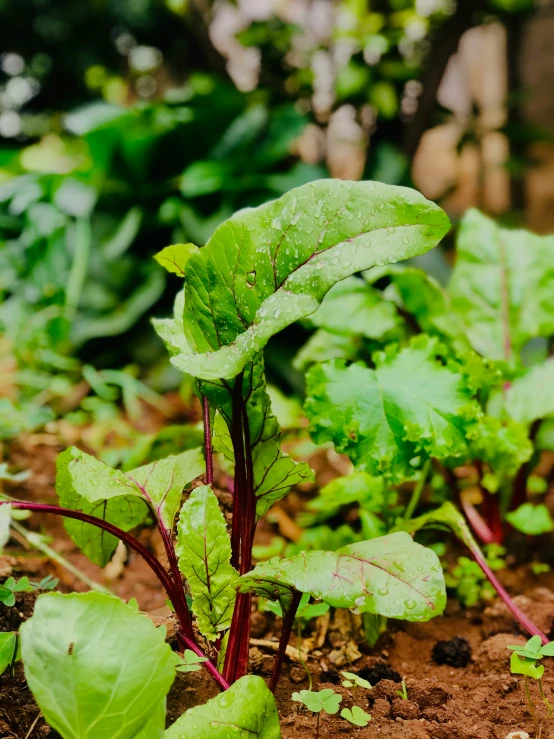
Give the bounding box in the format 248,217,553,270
297,621,312,691
404,460,431,522
315,711,320,739
460,498,496,545
203,396,214,486
524,676,538,736
539,678,553,717
269,592,302,693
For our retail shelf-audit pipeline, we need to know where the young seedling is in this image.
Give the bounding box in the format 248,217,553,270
172,649,209,673
0,575,58,607
292,688,342,738
508,635,554,732
340,705,371,727
396,678,409,701
341,671,372,690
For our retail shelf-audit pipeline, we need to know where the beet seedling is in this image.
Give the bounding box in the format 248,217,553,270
1,180,451,737
292,688,342,738
396,678,409,701
341,671,371,690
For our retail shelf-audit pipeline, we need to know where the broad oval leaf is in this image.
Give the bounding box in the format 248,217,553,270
57,447,204,566
168,179,449,380
164,675,281,739
238,532,446,622
177,485,238,640
505,359,554,425
305,336,476,482
20,592,175,739
450,208,554,360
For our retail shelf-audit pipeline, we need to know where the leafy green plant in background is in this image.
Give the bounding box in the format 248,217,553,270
3,179,449,736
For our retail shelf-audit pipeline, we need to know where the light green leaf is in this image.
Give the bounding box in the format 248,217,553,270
450,209,554,360
169,179,449,381
506,503,554,536
0,632,17,676
305,336,476,482
293,329,361,371
510,652,544,680
20,592,175,739
177,485,238,640
301,472,384,526
56,447,148,567
154,244,199,277
292,689,342,715
164,675,281,739
126,448,205,532
341,705,371,727
237,531,446,622
465,415,532,483
505,360,554,424
57,447,203,566
0,503,11,550
306,276,401,339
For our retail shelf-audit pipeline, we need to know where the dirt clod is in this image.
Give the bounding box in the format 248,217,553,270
475,633,525,674
357,661,401,685
432,636,472,667
391,698,420,720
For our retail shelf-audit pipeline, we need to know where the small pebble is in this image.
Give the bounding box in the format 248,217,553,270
506,733,529,739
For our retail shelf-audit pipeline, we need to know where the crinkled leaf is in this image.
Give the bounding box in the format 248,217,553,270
0,632,17,676
506,503,554,536
126,448,205,531
305,337,476,482
465,415,532,483
167,179,449,381
164,675,281,739
177,485,238,640
505,360,554,424
57,447,203,566
20,592,175,739
450,209,554,360
200,357,314,517
237,531,446,622
154,244,198,277
306,276,401,339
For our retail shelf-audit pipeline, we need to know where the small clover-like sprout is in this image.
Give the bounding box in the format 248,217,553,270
292,688,342,715
340,705,371,727
172,649,209,673
341,671,371,690
508,636,549,680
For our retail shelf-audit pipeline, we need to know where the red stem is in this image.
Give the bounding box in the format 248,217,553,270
269,591,302,693
203,395,214,486
461,498,496,545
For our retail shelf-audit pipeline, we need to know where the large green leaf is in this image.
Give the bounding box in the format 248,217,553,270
176,485,238,640
305,336,476,482
237,531,446,622
200,357,314,517
165,179,449,381
0,632,17,676
57,447,204,566
164,675,281,739
505,359,554,425
20,593,175,739
449,209,554,360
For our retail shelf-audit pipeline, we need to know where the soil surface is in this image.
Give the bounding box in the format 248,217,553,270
2,434,554,738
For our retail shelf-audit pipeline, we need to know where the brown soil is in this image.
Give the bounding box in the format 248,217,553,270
3,435,554,738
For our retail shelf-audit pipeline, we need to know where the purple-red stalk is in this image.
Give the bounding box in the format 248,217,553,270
460,498,495,545
203,396,214,486
269,592,302,693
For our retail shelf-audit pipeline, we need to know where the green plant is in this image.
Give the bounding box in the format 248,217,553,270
396,678,409,701
508,636,554,731
340,705,372,727
3,179,449,736
341,671,372,690
292,689,342,738
0,575,57,607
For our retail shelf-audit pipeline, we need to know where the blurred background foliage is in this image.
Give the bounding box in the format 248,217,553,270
0,0,551,429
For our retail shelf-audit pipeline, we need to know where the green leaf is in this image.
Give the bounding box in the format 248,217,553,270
172,649,209,673
510,652,544,680
177,485,238,640
341,671,371,689
306,276,401,339
301,472,384,525
293,329,361,371
164,675,281,738
506,503,554,536
540,641,554,657
292,689,342,715
450,209,554,360
154,244,199,277
237,531,446,622
305,336,476,482
465,415,532,484
57,447,204,566
505,360,554,424
20,592,175,739
167,179,449,381
126,448,205,532
341,705,371,727
0,632,17,676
